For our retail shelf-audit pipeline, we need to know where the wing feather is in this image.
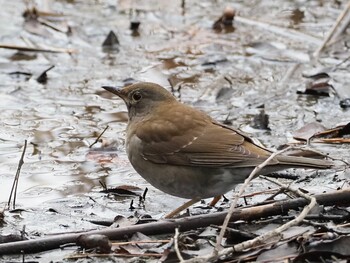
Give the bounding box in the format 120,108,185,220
131,104,274,167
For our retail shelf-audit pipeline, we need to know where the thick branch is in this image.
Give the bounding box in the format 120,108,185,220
0,188,349,255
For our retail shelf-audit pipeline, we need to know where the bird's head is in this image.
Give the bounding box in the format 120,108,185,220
102,82,176,119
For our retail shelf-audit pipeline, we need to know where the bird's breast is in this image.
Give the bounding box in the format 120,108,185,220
125,133,253,199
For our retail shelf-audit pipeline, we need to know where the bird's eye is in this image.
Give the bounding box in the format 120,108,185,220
132,91,142,102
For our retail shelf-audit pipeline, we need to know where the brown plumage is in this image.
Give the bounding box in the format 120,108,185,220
103,82,333,202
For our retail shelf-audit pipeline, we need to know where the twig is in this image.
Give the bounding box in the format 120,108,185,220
263,188,293,202
240,188,279,198
89,126,109,148
111,239,170,246
277,63,300,88
7,140,27,210
37,17,69,33
185,175,317,262
227,176,316,254
336,222,350,228
165,198,201,218
313,1,350,58
235,16,322,46
1,188,349,255
214,147,290,254
174,228,184,262
65,252,163,259
0,44,76,53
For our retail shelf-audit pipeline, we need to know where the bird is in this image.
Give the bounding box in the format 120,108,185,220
102,82,333,217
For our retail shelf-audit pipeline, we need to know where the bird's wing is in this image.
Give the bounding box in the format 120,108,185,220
134,105,274,168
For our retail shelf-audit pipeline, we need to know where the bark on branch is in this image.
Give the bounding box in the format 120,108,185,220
0,188,349,255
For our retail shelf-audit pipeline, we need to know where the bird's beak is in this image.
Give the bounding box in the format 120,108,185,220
102,86,126,100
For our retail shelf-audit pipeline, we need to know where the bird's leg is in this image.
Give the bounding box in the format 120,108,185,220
209,195,222,207
164,198,201,218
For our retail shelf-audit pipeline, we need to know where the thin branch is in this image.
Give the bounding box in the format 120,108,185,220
0,188,349,255
235,16,322,46
89,125,109,148
65,252,163,259
185,174,317,262
0,44,76,53
174,228,184,262
111,239,170,246
229,176,316,252
7,140,27,210
214,147,290,254
313,1,350,58
165,198,201,218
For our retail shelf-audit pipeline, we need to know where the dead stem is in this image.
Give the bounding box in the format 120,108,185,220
213,147,291,254
174,228,184,262
7,140,27,210
89,125,109,148
313,1,350,58
0,44,76,53
111,239,170,246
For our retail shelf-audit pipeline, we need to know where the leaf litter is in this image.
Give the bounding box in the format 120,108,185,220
0,0,350,262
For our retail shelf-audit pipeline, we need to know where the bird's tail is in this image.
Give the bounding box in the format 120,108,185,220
276,155,334,169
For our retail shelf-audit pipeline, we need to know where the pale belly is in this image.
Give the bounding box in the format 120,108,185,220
126,137,253,199
132,162,252,199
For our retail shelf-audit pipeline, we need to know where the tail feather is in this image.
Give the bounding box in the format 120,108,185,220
276,155,334,170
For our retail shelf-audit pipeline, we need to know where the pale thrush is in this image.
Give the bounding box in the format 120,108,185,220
102,82,333,216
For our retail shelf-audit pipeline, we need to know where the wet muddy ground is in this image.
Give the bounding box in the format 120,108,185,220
1,0,350,262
